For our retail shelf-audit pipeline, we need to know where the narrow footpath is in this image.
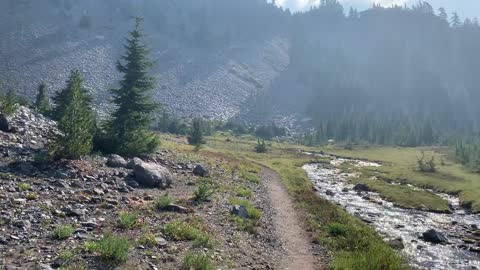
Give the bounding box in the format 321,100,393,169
261,167,321,270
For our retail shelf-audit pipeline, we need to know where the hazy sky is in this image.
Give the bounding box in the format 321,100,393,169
275,0,480,19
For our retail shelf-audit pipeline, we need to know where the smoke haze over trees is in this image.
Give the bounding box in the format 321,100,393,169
1,0,480,146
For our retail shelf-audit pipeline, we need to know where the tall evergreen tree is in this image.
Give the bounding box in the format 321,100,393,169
188,118,205,146
52,70,94,159
34,83,51,115
107,17,159,156
0,89,20,116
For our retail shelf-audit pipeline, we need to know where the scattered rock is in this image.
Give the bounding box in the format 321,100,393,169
231,205,248,219
127,157,144,169
193,165,209,177
106,154,127,168
134,162,174,188
325,190,335,196
388,238,405,250
162,204,193,214
0,114,14,133
422,229,447,244
353,183,370,192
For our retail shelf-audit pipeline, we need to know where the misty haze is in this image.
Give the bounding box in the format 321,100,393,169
0,1,479,269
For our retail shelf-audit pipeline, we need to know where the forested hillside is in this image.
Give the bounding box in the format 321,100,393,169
270,1,480,145
1,0,480,145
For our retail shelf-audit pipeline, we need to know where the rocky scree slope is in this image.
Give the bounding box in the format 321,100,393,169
0,3,289,120
0,107,285,269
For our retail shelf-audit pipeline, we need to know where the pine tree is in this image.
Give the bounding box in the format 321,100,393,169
255,139,267,153
451,12,461,28
0,89,20,116
107,17,160,156
34,83,51,115
188,118,204,146
52,70,94,159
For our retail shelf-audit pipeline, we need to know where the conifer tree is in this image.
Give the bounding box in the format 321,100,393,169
107,17,160,156
34,83,51,115
52,70,94,159
0,89,20,115
188,118,204,146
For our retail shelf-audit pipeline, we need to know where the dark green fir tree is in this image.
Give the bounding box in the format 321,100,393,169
188,118,205,146
34,83,51,116
106,17,160,156
52,70,94,159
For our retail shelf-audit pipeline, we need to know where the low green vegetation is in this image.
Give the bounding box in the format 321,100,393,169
154,194,176,210
350,174,449,212
255,139,267,153
18,182,30,191
138,232,157,248
161,133,408,269
87,233,131,266
183,252,214,270
319,145,480,212
163,221,213,248
53,225,75,240
117,212,138,229
229,198,262,233
193,182,215,202
234,186,253,198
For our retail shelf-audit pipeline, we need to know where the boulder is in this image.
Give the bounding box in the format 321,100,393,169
325,190,335,196
353,183,370,192
231,205,248,219
106,154,127,168
127,157,144,169
388,237,405,250
422,229,447,244
163,204,192,214
0,114,14,133
193,165,209,177
133,162,174,188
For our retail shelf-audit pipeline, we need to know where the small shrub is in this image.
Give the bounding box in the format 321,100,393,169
163,221,200,241
83,241,98,253
117,212,138,229
95,233,131,265
328,222,349,237
58,249,76,263
254,139,267,153
154,194,175,210
163,221,213,248
183,252,214,270
235,186,253,198
241,170,259,183
138,233,157,248
193,233,214,248
26,192,39,200
417,151,436,173
18,182,30,191
53,225,74,240
193,183,215,202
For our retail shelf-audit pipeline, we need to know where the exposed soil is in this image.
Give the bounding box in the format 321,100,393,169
261,167,325,270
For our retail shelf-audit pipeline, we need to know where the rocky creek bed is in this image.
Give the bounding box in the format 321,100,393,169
303,155,480,270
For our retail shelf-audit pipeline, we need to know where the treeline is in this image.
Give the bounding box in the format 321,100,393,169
155,113,286,140
455,141,480,173
300,112,438,147
271,0,480,146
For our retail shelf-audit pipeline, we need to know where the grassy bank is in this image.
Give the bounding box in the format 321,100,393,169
318,145,480,213
160,133,408,269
